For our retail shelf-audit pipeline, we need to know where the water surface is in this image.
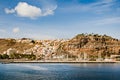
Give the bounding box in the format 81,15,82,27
0,63,120,80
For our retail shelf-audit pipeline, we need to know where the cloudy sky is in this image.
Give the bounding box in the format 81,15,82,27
0,0,120,39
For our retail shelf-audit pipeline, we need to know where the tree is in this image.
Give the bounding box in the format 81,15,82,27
2,54,9,59
9,53,15,59
9,53,21,59
0,54,2,59
19,53,36,60
31,40,35,44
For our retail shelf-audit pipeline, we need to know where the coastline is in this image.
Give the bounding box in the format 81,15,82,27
0,59,120,64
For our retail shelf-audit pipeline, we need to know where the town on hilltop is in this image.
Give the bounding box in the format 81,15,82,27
0,33,120,62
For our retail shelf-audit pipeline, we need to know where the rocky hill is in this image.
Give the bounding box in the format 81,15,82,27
0,38,35,54
0,34,120,61
57,34,120,60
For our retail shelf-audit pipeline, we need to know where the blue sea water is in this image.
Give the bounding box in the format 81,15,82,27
0,63,120,80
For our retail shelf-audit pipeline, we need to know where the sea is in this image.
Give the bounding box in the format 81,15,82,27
0,63,120,80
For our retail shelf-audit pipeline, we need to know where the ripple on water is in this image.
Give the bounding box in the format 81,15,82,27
0,63,120,80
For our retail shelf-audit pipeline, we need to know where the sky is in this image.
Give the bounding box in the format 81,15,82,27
0,0,120,40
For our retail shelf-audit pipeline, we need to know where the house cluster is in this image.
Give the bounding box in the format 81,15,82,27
3,48,18,55
1,37,120,61
1,39,67,60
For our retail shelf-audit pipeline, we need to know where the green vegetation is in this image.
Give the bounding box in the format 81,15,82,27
0,53,36,60
0,54,9,59
20,53,36,60
0,54,2,59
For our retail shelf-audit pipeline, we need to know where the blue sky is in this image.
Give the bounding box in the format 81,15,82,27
0,0,120,39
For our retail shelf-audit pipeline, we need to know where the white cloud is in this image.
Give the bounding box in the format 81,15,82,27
39,0,57,16
13,27,20,33
85,0,114,13
77,17,120,27
0,29,6,33
94,17,120,26
42,5,57,16
4,8,15,14
14,2,42,19
85,17,120,26
60,0,116,14
5,2,57,19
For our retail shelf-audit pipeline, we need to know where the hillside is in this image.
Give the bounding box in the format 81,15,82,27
58,34,120,60
0,38,35,53
0,34,120,61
